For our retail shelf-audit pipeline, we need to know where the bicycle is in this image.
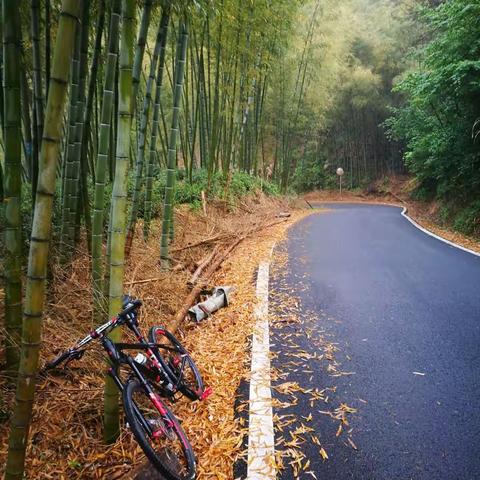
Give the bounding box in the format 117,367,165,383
44,296,210,480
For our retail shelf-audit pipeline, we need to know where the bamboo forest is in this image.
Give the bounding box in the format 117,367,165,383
1,0,479,479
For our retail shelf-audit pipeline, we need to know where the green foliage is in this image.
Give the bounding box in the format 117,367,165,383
453,200,480,237
386,0,480,202
147,169,277,216
292,159,336,192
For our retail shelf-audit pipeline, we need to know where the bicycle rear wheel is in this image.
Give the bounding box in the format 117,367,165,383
123,378,196,480
149,326,204,400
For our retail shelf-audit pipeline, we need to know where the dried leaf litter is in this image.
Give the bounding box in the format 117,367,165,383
0,195,315,479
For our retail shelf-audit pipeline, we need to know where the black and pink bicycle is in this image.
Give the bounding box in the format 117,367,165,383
44,296,211,480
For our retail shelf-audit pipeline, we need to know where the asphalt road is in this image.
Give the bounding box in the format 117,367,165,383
270,203,480,480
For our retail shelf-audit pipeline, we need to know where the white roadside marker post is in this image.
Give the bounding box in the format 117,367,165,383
336,167,344,197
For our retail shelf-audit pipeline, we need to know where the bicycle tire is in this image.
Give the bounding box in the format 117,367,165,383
149,326,204,400
123,378,196,480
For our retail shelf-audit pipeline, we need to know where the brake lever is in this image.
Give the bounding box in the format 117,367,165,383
63,349,86,369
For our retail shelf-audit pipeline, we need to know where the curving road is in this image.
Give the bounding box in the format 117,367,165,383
271,203,480,480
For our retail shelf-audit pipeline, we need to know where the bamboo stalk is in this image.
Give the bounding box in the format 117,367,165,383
188,245,219,286
5,2,81,477
31,0,44,195
91,0,121,326
131,0,152,115
3,0,23,373
160,20,189,269
126,16,166,253
60,15,82,253
104,0,136,443
143,4,170,240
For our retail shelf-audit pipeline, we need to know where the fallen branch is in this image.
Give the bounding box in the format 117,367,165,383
170,233,230,253
167,238,243,333
188,246,220,287
125,277,166,286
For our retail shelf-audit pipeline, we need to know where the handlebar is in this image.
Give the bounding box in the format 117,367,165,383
118,299,142,319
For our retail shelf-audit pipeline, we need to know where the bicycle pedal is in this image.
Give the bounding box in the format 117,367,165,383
199,386,213,401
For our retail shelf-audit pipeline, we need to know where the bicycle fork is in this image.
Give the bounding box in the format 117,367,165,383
107,355,173,437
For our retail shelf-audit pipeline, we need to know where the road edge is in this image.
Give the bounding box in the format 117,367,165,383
401,207,480,258
246,250,276,480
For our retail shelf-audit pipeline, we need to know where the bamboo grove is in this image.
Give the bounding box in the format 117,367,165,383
1,0,447,476
0,0,303,477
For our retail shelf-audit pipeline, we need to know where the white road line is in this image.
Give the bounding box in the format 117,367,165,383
247,261,276,480
400,207,480,258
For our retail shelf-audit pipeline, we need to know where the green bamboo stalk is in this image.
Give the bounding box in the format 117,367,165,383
60,20,81,252
70,0,90,243
5,2,81,477
143,5,170,240
188,41,199,182
91,0,121,325
3,0,23,373
31,0,44,192
132,0,152,114
207,4,223,187
82,0,105,177
19,62,33,183
80,0,106,249
44,0,51,91
160,20,188,269
104,0,136,443
223,21,241,177
0,9,4,138
125,17,165,253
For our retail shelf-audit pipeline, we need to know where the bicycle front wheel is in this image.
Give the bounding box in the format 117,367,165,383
149,326,204,401
123,378,196,480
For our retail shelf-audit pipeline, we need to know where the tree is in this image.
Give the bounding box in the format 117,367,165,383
160,20,189,269
103,0,136,443
5,2,81,477
387,0,480,211
91,0,122,325
3,0,23,373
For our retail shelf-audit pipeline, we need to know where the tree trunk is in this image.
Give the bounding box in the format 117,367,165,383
5,2,81,477
103,0,136,443
91,0,121,326
143,4,170,240
160,20,188,269
3,0,23,373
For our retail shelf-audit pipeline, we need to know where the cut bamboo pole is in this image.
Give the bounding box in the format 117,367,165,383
188,245,219,286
